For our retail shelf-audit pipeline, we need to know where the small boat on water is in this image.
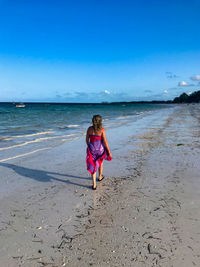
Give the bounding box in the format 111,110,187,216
15,103,26,108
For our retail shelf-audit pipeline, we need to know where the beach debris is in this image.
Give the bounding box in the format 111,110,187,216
153,207,160,211
12,255,23,259
61,234,73,243
36,226,43,230
32,239,43,243
177,143,184,146
58,240,67,249
147,235,161,240
85,225,95,230
121,225,129,232
38,261,54,266
131,257,138,261
76,214,87,218
142,232,151,237
58,224,62,229
57,233,73,249
147,243,162,258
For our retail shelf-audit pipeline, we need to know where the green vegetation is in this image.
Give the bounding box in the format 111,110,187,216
173,90,200,103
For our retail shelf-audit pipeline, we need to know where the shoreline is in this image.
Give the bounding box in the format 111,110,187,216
1,105,200,266
0,104,170,165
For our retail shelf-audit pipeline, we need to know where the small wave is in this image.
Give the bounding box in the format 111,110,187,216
115,113,139,120
65,124,80,128
0,137,12,141
0,133,75,151
61,136,80,142
10,131,55,139
0,147,51,163
115,116,128,120
0,135,79,162
59,124,80,129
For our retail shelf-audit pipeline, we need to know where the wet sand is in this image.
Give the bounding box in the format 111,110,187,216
0,104,200,266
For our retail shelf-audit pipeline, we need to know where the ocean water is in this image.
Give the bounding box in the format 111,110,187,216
0,102,171,162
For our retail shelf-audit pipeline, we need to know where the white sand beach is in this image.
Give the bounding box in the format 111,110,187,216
0,104,200,266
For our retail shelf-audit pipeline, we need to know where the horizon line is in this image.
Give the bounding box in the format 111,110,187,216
0,100,173,105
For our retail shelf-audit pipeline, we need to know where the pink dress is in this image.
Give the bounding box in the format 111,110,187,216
86,135,112,174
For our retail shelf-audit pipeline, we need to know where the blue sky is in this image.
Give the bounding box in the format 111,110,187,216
0,0,200,102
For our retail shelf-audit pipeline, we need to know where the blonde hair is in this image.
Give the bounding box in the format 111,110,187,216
92,115,102,132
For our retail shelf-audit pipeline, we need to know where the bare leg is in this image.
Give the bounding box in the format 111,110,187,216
99,162,104,180
92,172,97,189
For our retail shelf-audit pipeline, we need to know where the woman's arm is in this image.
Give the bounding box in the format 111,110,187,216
102,128,112,157
86,128,90,146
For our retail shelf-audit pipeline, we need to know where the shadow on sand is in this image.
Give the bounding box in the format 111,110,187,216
0,162,91,189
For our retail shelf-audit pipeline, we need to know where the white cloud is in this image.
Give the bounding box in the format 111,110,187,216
190,75,200,81
187,91,192,95
104,90,110,95
178,81,192,86
163,90,168,94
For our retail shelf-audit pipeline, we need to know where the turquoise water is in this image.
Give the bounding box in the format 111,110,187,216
0,102,171,161
0,102,169,136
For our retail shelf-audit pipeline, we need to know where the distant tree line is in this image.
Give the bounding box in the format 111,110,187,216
173,90,200,103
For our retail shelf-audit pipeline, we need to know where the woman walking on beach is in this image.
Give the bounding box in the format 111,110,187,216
86,115,112,190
